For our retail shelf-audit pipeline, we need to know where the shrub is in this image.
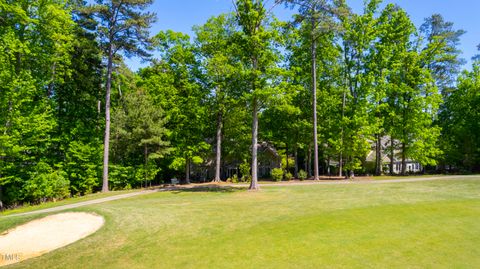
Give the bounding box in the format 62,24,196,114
135,161,160,188
239,161,251,182
23,162,70,203
109,165,135,190
227,174,239,183
271,168,283,182
285,172,293,181
298,170,307,180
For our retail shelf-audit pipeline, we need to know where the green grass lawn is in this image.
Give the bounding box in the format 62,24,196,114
0,189,139,216
365,174,454,180
2,177,480,268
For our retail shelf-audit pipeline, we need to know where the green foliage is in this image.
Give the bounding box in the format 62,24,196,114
419,14,465,95
112,90,170,162
285,172,293,181
0,0,76,205
227,174,239,183
109,165,134,191
141,29,210,182
298,170,307,180
239,161,251,182
134,161,161,186
110,88,170,187
89,0,157,192
0,0,474,206
233,0,284,186
90,0,156,59
65,141,102,195
439,61,480,171
271,168,284,182
23,162,70,203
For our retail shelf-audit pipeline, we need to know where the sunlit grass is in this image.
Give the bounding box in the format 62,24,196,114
3,177,480,268
1,189,138,216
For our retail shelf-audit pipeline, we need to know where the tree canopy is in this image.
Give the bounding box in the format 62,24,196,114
0,0,475,207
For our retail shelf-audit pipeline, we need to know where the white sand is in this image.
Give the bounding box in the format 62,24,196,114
0,212,104,267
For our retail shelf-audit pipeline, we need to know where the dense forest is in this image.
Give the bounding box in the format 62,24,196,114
1,0,479,207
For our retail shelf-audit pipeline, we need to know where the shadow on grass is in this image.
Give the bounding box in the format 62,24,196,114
169,184,247,194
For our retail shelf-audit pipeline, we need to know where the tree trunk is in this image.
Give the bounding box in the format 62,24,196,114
213,109,223,182
339,88,346,178
249,97,259,190
305,148,309,177
308,145,312,178
102,43,114,193
285,144,289,173
375,134,382,176
339,152,343,178
327,157,330,176
144,144,148,188
294,146,298,178
390,137,394,176
339,84,345,180
0,186,3,210
308,144,313,177
311,16,319,181
185,157,191,184
401,142,406,175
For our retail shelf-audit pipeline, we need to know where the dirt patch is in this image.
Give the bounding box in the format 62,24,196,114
0,212,104,267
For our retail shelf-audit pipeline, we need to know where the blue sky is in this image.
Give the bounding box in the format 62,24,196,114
124,0,480,71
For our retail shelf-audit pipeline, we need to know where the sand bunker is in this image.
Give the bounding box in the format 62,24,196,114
0,212,104,267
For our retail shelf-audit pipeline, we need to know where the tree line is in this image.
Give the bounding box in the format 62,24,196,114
0,0,477,207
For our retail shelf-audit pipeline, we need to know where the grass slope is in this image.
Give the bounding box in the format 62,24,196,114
1,189,139,216
3,178,480,268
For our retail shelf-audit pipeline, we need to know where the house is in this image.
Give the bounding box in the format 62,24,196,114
366,136,423,174
191,142,282,181
256,142,282,178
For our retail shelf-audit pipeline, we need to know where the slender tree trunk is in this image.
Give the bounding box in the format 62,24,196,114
401,142,406,175
375,134,382,176
185,157,191,184
102,43,114,193
327,157,331,176
311,17,319,181
249,97,259,190
339,85,346,178
285,144,289,173
294,146,298,178
144,144,148,188
0,186,3,210
213,109,223,182
390,137,394,176
308,145,312,178
320,149,325,175
305,148,309,177
338,152,343,178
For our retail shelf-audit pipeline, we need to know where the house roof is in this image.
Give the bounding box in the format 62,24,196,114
365,136,418,163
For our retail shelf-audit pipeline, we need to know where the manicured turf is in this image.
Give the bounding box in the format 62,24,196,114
0,189,139,216
366,174,453,180
2,178,480,268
